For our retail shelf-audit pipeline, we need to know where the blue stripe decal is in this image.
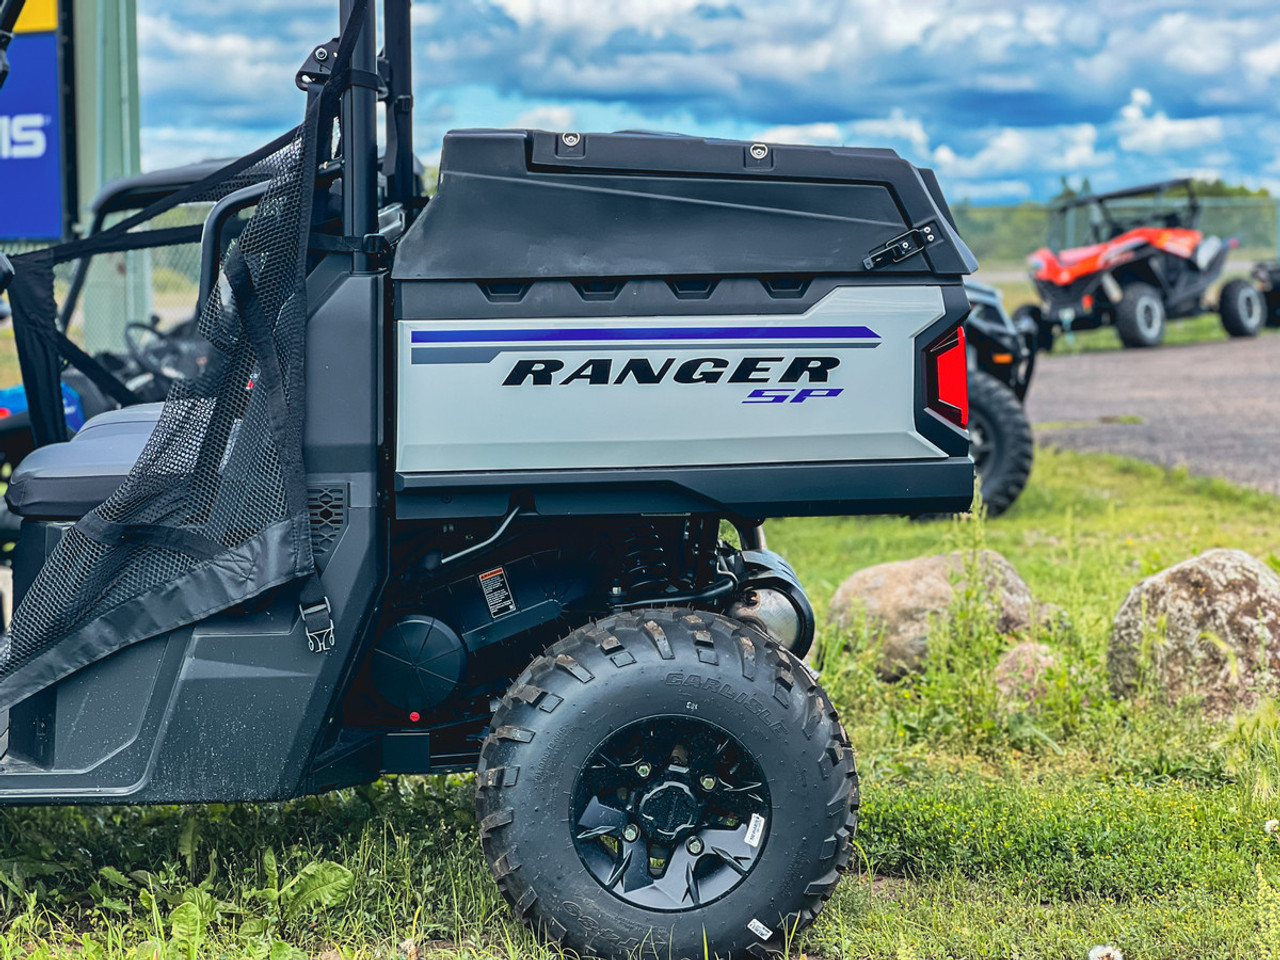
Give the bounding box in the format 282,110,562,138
410,325,879,345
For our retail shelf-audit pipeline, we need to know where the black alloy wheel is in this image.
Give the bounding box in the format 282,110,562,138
571,715,771,912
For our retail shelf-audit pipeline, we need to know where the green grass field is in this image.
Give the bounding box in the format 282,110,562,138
3,447,1280,959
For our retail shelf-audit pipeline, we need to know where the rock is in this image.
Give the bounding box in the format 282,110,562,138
1108,548,1280,718
825,549,1063,680
994,641,1058,708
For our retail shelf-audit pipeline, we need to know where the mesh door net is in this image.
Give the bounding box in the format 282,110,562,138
0,1,367,709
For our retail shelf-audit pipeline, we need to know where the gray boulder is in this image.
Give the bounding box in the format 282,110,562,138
825,549,1062,680
1108,548,1280,718
994,641,1059,709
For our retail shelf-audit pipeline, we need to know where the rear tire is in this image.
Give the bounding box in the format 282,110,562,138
1115,283,1166,348
1220,279,1265,338
968,370,1034,518
476,608,858,960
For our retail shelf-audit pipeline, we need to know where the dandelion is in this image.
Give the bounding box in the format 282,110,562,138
1089,948,1124,960
1267,819,1280,835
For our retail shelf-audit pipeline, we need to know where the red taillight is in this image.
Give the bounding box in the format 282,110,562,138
0,408,11,419
927,325,968,428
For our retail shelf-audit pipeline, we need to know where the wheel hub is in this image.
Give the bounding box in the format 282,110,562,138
638,780,700,842
570,715,771,912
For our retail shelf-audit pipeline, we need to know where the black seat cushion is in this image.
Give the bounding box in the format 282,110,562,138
6,404,163,519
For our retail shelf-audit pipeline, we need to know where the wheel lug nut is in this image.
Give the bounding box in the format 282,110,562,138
636,763,652,778
622,824,640,842
686,837,704,855
700,775,716,790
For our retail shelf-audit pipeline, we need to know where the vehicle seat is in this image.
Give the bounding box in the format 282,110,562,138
1194,235,1222,272
6,404,164,519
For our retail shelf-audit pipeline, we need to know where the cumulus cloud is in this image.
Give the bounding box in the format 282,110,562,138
946,179,1033,202
130,0,1280,202
754,122,844,145
1116,88,1223,154
931,124,1111,178
753,110,930,157
512,105,578,130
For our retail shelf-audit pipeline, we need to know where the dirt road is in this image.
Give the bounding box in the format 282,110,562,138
1025,334,1280,495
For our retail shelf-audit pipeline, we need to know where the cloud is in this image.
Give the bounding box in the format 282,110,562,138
124,0,1280,204
753,122,843,145
931,124,1111,178
1244,39,1280,86
753,110,930,156
947,179,1033,202
512,105,578,130
1116,88,1223,154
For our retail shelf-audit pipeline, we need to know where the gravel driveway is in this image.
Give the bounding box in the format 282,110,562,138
1025,334,1280,495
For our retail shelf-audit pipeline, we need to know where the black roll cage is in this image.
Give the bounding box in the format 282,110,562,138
0,0,416,447
0,0,417,235
1049,178,1201,248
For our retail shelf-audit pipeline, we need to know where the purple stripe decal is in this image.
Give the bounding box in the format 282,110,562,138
410,325,879,345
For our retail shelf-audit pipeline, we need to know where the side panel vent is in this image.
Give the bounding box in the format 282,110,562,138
478,281,531,303
667,278,718,300
761,276,812,299
574,279,626,301
307,484,348,560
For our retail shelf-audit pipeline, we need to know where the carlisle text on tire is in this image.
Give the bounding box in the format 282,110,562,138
475,609,859,959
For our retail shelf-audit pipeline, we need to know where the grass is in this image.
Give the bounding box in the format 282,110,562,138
4,449,1280,958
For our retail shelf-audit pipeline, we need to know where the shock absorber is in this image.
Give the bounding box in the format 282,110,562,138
618,523,671,598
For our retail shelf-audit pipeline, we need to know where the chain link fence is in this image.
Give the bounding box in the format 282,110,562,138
952,196,1280,269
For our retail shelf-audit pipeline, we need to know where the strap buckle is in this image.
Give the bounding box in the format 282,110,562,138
302,597,336,654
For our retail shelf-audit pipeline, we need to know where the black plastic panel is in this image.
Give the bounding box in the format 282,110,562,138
393,130,977,284
396,274,964,321
394,457,974,521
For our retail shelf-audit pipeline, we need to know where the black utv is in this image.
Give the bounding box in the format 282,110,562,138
963,280,1034,516
1247,260,1280,327
0,0,978,956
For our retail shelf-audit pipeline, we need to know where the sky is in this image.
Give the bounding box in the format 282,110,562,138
136,0,1280,205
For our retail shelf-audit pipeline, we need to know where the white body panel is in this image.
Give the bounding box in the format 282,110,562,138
396,285,946,474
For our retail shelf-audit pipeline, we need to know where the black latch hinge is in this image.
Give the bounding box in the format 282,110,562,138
863,222,940,271
297,39,339,91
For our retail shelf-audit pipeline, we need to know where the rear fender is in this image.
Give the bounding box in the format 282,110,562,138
1111,255,1164,294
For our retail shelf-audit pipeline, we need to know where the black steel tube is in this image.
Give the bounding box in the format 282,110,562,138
383,0,416,210
0,0,26,36
340,0,378,270
0,0,27,90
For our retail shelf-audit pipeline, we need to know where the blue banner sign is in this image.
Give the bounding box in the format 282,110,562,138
0,28,67,241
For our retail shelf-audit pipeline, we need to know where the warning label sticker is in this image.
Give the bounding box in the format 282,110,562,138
479,566,517,618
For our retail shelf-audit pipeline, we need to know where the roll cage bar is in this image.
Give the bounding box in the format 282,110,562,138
1050,178,1201,247
0,0,418,226
0,0,21,91
0,0,418,443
